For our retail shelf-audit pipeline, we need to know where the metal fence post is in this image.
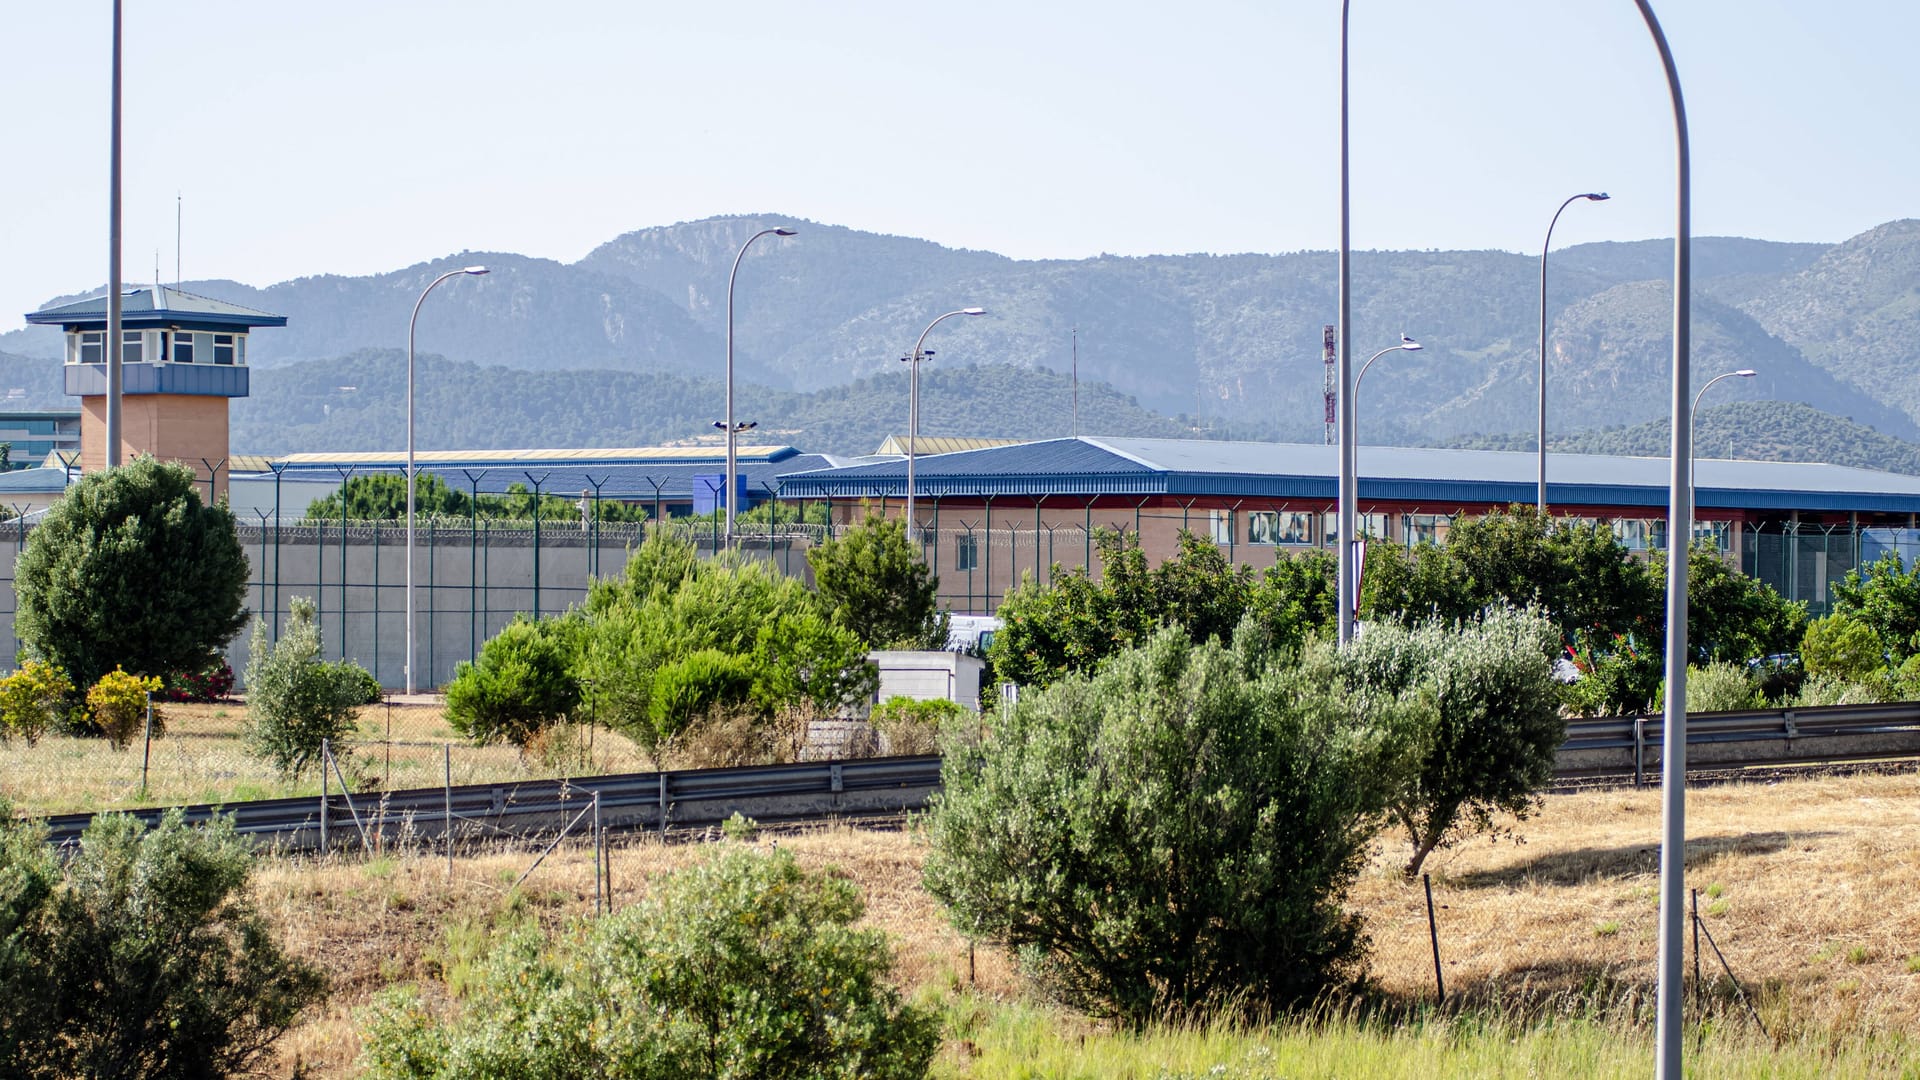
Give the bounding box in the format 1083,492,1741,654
319,737,330,854
1424,872,1446,1007
443,743,453,881
140,690,154,796
593,791,603,915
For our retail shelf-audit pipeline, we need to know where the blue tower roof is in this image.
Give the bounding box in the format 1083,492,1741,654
25,285,287,331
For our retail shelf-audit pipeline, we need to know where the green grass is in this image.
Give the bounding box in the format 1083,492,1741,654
930,998,1920,1079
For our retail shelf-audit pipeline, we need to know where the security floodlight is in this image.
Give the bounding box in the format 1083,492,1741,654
773,227,797,236
1400,335,1422,351
1584,193,1611,202
462,266,489,275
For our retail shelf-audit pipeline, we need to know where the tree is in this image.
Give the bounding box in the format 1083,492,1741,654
0,809,327,1080
1335,606,1565,879
1801,612,1885,683
444,616,582,748
304,472,647,523
925,626,1413,1024
242,597,367,777
989,529,1332,690
1664,543,1807,665
1829,552,1920,663
360,847,938,1080
15,457,250,690
806,509,947,649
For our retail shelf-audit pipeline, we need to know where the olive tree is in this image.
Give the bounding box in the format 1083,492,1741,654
925,625,1415,1024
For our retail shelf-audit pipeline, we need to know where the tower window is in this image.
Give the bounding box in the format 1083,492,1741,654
213,335,235,365
78,332,104,364
172,331,195,364
121,330,142,364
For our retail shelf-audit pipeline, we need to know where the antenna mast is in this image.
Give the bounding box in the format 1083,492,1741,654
1071,326,1079,437
175,192,182,286
1322,324,1337,444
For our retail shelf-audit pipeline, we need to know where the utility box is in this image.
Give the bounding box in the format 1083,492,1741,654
869,650,984,713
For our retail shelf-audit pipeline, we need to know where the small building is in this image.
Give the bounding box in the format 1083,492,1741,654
25,285,286,498
0,412,79,470
870,650,984,712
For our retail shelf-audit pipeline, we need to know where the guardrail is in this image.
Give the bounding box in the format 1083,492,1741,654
1560,700,1920,782
38,755,944,853
33,700,1920,851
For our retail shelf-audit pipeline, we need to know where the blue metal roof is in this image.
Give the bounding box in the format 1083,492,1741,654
775,435,1920,514
248,450,847,502
25,286,287,330
0,467,70,496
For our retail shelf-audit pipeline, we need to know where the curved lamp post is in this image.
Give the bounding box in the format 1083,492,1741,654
1688,368,1755,540
1625,1,1693,1074
1339,334,1422,599
1538,192,1610,511
903,308,987,543
405,265,489,695
724,226,797,549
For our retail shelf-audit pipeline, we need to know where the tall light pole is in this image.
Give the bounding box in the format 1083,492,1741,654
105,0,124,468
1538,192,1610,512
724,226,796,549
405,265,489,696
1629,1,1693,1075
903,308,987,543
1336,0,1357,645
1688,368,1755,541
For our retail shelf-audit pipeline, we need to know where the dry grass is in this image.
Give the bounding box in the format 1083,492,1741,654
167,765,1920,1076
0,700,663,815
1354,767,1920,1037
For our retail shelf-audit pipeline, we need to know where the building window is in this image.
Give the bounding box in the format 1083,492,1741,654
121,330,143,364
1403,513,1453,547
957,534,979,572
1691,520,1731,552
1248,510,1313,546
213,334,236,365
78,332,104,364
1210,509,1234,545
172,331,195,364
1322,512,1389,545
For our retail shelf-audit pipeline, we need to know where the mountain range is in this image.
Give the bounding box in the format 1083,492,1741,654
5,215,1920,463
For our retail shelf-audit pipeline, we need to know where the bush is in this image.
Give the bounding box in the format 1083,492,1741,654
242,597,365,777
360,846,938,1079
14,456,250,690
0,808,327,1080
0,660,74,745
806,508,948,649
1802,613,1885,683
1658,661,1763,713
925,626,1410,1025
869,695,966,755
444,617,581,748
649,649,756,735
86,667,164,750
165,659,235,703
333,660,384,706
671,706,809,769
1336,607,1565,879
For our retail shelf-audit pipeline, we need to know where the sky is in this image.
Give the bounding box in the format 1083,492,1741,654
2,1,1915,333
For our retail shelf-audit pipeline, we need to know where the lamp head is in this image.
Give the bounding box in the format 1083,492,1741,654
1584,193,1611,202
712,421,727,430
1400,334,1423,352
462,266,490,276
742,421,758,431
1734,368,1757,377
961,307,987,316
772,227,797,237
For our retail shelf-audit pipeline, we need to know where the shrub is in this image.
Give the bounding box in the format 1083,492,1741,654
869,695,966,755
332,660,385,706
14,456,250,690
1658,661,1763,713
925,626,1411,1025
86,667,164,750
0,808,327,1080
1802,613,1885,683
159,659,236,703
242,597,364,777
444,617,581,748
0,660,74,745
671,706,809,769
649,649,755,736
1336,606,1565,879
360,846,938,1079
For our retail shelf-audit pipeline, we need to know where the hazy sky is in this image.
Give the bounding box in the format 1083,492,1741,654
2,1,1914,332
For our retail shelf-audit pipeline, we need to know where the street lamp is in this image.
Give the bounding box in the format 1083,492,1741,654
1538,192,1610,512
405,264,488,696
1339,334,1422,606
1335,0,1358,645
903,308,987,543
724,226,797,549
1688,368,1755,541
1626,2,1694,1075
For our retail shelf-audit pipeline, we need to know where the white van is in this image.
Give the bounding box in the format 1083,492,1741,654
944,614,1003,656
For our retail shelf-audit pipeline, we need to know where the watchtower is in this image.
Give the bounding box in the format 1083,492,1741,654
25,285,285,498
